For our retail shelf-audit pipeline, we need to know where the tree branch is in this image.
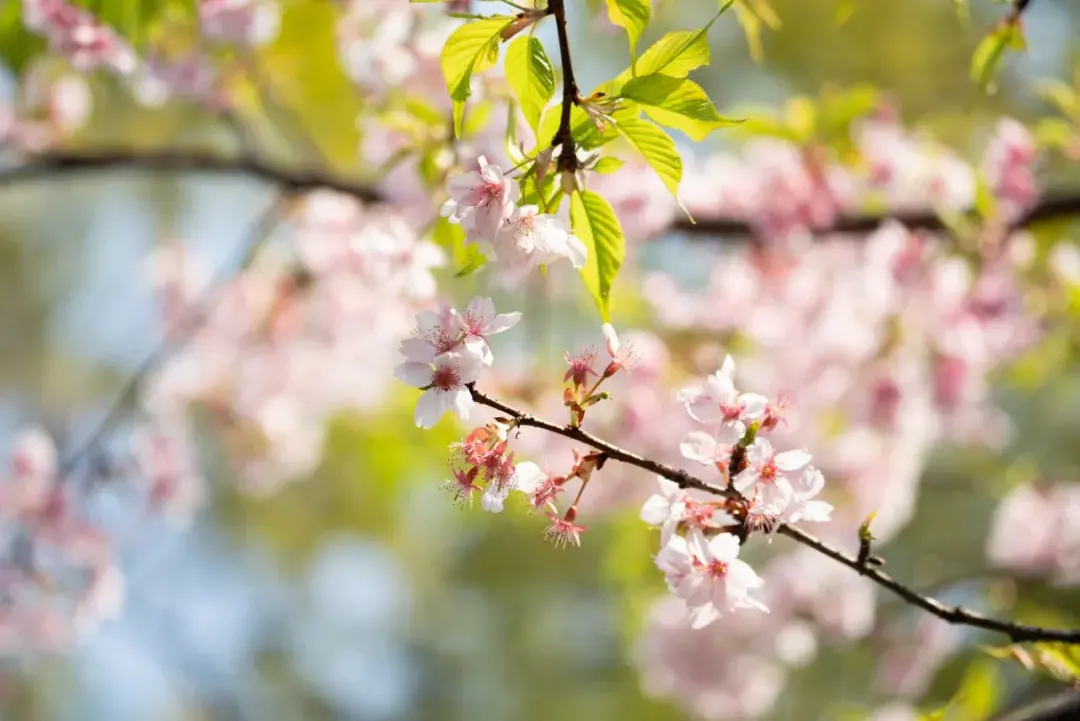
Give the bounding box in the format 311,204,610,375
546,0,581,173
0,149,382,203
467,384,1080,645
5,148,1080,237
468,384,736,499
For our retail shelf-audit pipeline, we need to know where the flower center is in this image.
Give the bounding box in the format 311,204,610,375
719,402,742,423
431,366,460,391
484,180,503,199
706,560,729,581
760,460,778,483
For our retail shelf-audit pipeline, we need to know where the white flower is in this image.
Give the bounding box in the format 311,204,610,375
441,156,520,240
640,477,688,545
492,205,587,277
399,306,466,364
655,530,767,629
481,461,545,513
679,423,745,466
677,355,767,426
779,466,833,525
733,438,812,498
394,350,483,428
459,296,521,365
481,482,509,513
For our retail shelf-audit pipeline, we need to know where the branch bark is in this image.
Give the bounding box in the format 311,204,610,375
468,384,1080,645
5,148,1080,237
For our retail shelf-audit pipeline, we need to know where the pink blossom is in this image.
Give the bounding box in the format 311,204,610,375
441,156,520,240
491,205,587,278
733,438,812,499
395,350,483,428
655,530,767,629
199,0,281,46
678,355,767,426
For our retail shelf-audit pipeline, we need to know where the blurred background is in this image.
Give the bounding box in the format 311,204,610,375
2,0,1080,719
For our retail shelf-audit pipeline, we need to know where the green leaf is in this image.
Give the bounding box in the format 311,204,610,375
1035,118,1077,150
441,15,514,137
455,246,489,277
733,0,781,63
620,74,741,140
505,35,556,135
570,190,626,321
591,157,625,174
1036,78,1078,119
605,0,652,74
612,116,687,213
971,22,1022,92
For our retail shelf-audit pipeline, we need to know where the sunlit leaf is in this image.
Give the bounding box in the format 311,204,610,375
613,115,686,212
441,15,514,137
620,74,742,140
505,35,556,135
570,189,626,321
605,0,652,74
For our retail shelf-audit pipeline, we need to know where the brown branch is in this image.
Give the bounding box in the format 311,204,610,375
546,0,580,173
468,384,1080,645
0,149,383,203
5,148,1080,237
468,384,737,499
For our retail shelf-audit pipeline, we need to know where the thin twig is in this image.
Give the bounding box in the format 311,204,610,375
58,192,293,478
468,384,1080,645
5,149,1080,237
468,384,737,499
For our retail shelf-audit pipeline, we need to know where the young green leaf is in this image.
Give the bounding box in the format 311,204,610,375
613,116,688,215
505,35,556,135
441,15,513,137
971,21,1023,92
605,0,652,74
570,190,626,321
611,2,733,87
733,0,781,63
620,74,742,140
591,157,626,174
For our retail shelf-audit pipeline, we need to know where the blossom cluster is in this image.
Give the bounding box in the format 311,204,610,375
987,481,1080,586
0,428,123,659
139,192,446,498
440,156,587,283
394,296,520,428
639,355,833,630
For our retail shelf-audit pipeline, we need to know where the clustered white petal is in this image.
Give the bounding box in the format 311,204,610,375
441,156,587,281
641,354,833,629
394,296,521,428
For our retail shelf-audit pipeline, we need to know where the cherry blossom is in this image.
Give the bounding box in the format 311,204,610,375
459,296,522,364
640,477,688,545
679,425,745,468
655,530,767,629
491,205,587,279
199,0,281,46
678,355,767,426
441,156,521,240
732,438,813,499
395,350,483,428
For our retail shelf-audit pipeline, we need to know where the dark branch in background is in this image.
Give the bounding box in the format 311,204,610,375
994,691,1080,721
6,149,1080,237
467,385,1080,645
0,149,382,203
546,0,581,173
58,193,293,477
